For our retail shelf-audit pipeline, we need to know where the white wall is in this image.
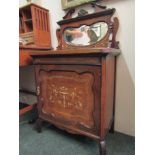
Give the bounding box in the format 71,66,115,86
19,0,41,6
102,0,135,136
19,0,135,136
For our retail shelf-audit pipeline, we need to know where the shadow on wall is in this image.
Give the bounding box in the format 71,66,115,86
115,53,135,136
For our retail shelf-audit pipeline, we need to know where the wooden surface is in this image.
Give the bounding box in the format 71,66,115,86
31,48,120,155
29,48,120,57
100,56,115,139
56,8,119,50
58,8,115,25
32,49,119,136
19,3,49,11
40,70,95,130
27,6,120,155
19,51,33,66
19,104,36,116
19,3,52,49
19,45,52,50
35,64,101,136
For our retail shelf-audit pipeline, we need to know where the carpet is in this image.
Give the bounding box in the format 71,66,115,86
19,123,135,155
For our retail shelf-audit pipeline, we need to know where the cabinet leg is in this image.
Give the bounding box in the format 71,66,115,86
35,118,42,133
99,140,106,155
28,119,36,124
109,120,114,134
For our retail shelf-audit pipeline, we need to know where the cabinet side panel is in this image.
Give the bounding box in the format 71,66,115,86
101,58,106,139
101,56,115,139
32,6,51,48
105,56,115,129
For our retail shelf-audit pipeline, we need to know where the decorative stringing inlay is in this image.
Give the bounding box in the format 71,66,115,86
40,71,95,129
47,84,84,110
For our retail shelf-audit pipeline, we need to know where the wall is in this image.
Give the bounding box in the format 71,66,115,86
19,0,41,6
102,0,135,136
19,0,135,136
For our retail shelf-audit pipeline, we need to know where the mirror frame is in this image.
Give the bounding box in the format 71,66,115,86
56,6,119,50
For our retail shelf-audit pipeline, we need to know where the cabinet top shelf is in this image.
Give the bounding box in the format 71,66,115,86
19,3,49,12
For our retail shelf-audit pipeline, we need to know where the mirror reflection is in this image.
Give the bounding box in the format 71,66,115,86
64,22,108,46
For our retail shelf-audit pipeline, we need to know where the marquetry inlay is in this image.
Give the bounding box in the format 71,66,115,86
40,71,95,129
47,84,84,110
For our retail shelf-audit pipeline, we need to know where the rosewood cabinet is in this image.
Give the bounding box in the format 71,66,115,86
31,48,120,155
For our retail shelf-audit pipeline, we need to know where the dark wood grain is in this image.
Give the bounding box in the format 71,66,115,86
57,8,115,25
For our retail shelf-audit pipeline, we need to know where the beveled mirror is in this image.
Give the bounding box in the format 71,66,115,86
64,22,108,46
56,6,119,50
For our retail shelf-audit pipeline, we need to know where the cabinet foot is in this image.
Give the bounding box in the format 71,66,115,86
35,118,42,133
99,140,106,155
28,119,36,124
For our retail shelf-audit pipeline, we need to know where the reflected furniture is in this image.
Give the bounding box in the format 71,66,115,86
19,3,52,49
31,6,120,155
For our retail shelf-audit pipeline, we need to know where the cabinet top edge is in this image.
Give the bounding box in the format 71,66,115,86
19,3,49,12
26,48,121,58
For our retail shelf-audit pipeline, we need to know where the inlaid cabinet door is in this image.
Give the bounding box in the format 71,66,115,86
35,65,101,135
